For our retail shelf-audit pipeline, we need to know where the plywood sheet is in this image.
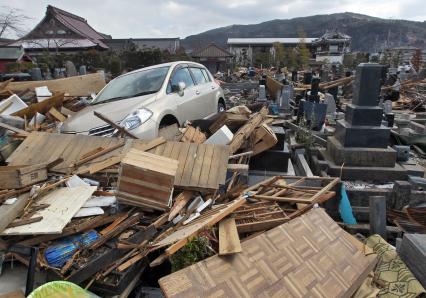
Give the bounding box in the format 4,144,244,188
159,208,377,298
1,186,96,235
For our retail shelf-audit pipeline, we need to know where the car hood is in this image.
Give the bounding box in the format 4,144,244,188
62,95,156,133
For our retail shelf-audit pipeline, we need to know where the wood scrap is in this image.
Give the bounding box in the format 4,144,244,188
0,122,29,136
48,107,67,122
12,92,65,119
228,106,268,153
218,217,242,255
94,111,138,139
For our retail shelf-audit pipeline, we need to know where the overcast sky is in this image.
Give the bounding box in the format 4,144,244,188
1,0,425,39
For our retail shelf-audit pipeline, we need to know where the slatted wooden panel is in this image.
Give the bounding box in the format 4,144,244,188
142,141,229,191
159,208,377,298
7,132,229,190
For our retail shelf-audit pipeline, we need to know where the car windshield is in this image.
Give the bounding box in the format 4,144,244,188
92,66,169,105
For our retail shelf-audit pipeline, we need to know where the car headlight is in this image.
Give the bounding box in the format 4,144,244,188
120,108,153,130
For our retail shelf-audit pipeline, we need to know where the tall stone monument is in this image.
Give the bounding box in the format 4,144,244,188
319,63,407,180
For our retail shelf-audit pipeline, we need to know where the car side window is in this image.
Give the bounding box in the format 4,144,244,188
200,68,212,82
170,68,194,91
189,67,208,85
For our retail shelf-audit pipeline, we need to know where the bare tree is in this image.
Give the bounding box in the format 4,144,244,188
0,6,31,38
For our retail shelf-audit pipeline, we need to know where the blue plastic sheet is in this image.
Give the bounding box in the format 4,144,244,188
339,184,357,224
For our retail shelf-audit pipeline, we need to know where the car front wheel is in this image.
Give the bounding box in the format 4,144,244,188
217,102,226,113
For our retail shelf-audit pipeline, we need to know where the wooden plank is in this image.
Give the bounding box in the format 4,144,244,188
0,122,29,136
179,143,198,187
1,186,96,235
8,73,106,96
186,143,205,187
0,193,30,233
71,141,125,168
173,142,191,186
168,191,193,221
219,217,242,255
12,93,65,119
87,156,122,174
48,107,67,122
94,111,138,139
197,144,214,188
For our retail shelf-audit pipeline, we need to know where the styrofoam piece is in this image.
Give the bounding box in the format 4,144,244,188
73,207,104,218
0,94,27,115
66,175,90,188
204,125,233,145
35,86,52,102
83,196,116,207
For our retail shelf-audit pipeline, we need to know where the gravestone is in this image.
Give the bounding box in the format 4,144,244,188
324,93,336,115
258,85,266,101
79,65,87,75
65,61,77,77
317,63,407,181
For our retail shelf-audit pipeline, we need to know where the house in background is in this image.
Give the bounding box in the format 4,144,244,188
191,43,233,73
312,31,351,64
227,37,317,66
10,5,111,56
102,38,180,54
0,46,33,73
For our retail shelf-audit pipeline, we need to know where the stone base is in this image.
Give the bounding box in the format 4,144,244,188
327,136,397,167
249,143,290,172
335,120,390,148
316,149,407,181
345,104,383,126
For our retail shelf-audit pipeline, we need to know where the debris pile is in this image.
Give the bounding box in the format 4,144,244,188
0,62,426,298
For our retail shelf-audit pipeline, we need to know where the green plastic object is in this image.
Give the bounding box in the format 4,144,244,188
28,281,99,298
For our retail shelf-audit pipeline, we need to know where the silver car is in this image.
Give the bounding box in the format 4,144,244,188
61,61,226,138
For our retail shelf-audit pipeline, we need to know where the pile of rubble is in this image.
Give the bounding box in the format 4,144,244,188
0,65,425,298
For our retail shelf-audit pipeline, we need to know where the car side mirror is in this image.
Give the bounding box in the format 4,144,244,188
177,82,186,96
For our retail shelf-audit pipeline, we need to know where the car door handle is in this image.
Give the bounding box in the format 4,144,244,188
211,86,215,89
195,90,200,95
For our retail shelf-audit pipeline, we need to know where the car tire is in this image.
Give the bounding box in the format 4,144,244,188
217,101,226,113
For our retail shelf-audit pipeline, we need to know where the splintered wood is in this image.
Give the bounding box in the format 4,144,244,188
117,149,178,211
159,208,377,298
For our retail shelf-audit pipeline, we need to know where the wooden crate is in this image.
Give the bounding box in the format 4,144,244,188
117,149,178,211
0,163,47,189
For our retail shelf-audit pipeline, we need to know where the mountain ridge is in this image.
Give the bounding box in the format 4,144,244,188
182,12,426,52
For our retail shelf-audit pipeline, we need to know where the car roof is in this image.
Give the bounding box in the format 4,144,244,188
123,61,206,77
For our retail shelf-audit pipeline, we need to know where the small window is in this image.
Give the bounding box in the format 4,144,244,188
200,68,212,82
169,68,194,91
189,67,207,85
57,29,66,34
46,30,54,35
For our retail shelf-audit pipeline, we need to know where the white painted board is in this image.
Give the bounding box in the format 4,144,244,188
1,186,96,235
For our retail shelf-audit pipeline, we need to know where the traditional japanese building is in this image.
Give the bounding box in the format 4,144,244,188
10,5,111,56
191,43,233,73
312,31,351,64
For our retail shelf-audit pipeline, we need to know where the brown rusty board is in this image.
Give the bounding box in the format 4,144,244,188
7,132,229,191
159,208,377,298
